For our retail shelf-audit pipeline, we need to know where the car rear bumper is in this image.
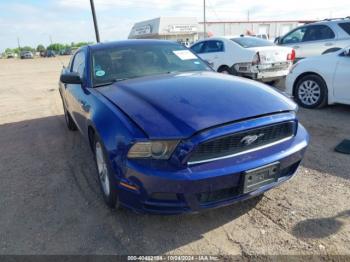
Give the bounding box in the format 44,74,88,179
114,124,309,215
234,62,292,82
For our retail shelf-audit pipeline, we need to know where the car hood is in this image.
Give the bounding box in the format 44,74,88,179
97,72,297,139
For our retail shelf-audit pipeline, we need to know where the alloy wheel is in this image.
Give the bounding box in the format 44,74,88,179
95,142,110,197
298,80,321,106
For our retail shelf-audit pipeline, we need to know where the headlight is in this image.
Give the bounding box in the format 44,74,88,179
127,141,179,159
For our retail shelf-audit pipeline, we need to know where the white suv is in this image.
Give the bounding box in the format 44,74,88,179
275,18,350,59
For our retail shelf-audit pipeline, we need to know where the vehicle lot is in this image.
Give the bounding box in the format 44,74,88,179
0,58,349,256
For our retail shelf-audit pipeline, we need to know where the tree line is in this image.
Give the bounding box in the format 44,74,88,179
4,42,93,54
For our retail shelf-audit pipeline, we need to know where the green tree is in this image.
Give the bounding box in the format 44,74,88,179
36,44,46,52
47,43,65,52
71,42,93,48
5,48,13,54
21,46,35,52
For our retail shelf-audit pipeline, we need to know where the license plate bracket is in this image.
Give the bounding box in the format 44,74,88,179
243,162,280,194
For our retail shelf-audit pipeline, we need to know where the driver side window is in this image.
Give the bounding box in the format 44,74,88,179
71,51,86,79
282,27,306,44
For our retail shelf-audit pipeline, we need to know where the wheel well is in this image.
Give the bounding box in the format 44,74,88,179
293,72,328,97
217,65,230,72
88,126,95,152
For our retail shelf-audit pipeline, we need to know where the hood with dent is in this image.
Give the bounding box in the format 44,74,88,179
97,72,297,139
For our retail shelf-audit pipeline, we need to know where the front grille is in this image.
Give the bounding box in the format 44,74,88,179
197,161,300,204
188,121,295,164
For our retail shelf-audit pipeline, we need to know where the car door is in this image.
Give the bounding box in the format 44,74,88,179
191,40,224,70
65,50,90,132
333,50,350,103
280,25,336,58
299,25,336,57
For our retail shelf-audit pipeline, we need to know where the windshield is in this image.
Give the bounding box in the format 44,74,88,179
231,37,274,48
91,43,210,87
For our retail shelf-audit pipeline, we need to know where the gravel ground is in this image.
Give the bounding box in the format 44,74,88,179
0,57,349,257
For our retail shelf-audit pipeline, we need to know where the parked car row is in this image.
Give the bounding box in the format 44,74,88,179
188,17,350,109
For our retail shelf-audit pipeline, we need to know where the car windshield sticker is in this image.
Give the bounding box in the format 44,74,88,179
95,70,106,77
173,50,197,60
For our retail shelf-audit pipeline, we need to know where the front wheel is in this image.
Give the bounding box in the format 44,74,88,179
294,75,327,109
62,100,77,131
94,136,119,209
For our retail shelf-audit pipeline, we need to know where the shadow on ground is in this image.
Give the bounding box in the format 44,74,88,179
297,105,350,181
292,210,350,239
0,115,260,254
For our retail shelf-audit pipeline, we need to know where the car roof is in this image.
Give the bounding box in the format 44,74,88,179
88,39,180,51
307,18,350,26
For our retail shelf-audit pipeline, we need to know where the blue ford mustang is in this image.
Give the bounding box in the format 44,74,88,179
59,40,309,214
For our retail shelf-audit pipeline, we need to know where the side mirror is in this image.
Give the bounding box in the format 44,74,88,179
60,71,82,84
274,37,280,44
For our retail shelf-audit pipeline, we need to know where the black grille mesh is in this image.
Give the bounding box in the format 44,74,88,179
189,121,295,163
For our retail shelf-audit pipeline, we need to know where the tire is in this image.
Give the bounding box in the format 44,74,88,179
294,74,328,109
62,100,77,131
217,66,231,74
93,135,119,209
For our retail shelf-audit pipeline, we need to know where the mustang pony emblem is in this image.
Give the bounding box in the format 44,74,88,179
240,134,265,146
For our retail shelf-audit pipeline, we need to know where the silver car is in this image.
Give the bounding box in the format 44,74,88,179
275,17,350,59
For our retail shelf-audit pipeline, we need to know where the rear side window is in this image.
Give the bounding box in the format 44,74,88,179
339,22,350,35
302,25,335,42
202,41,224,53
191,42,205,53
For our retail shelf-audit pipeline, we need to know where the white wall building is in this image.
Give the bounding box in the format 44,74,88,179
129,17,316,43
198,20,316,40
128,17,199,45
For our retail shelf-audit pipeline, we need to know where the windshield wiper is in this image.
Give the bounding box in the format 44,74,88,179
93,78,129,88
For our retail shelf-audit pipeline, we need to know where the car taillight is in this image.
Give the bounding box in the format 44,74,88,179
252,52,261,65
287,49,296,61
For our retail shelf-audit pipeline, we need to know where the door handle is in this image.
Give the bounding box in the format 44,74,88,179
293,46,300,49
325,42,334,46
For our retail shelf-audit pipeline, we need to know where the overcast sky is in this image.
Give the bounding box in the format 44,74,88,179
0,0,349,52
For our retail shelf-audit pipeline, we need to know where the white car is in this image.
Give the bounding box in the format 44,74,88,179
286,46,350,108
190,36,295,83
276,18,350,59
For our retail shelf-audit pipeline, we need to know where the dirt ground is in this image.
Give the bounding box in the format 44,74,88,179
0,57,349,258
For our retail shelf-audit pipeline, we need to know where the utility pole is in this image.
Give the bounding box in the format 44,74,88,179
203,0,207,39
17,37,21,51
247,10,250,22
90,0,101,43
